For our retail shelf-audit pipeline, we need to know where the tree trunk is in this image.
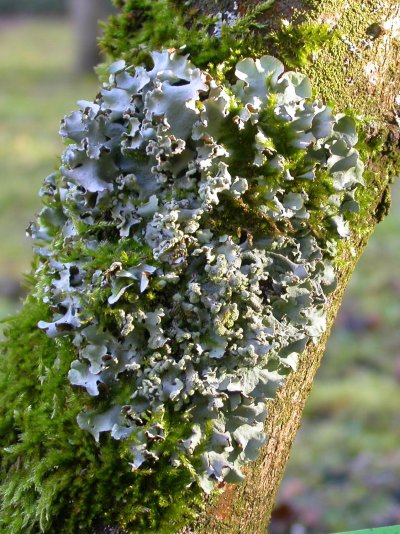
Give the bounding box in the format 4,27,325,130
70,0,114,74
174,0,399,532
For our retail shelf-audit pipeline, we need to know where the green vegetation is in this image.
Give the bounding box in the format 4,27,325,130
266,21,337,69
101,0,334,75
303,0,400,120
101,0,298,75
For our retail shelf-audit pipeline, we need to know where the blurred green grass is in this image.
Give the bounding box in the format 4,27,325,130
0,17,98,280
0,16,399,534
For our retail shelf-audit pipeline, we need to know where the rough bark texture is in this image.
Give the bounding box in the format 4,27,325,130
177,0,400,532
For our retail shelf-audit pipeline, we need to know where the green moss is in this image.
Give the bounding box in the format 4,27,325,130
0,294,204,533
101,0,337,83
101,0,282,75
258,97,301,157
265,21,337,69
302,0,400,119
57,237,151,270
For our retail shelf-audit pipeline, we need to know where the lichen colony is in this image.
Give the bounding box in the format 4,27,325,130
29,50,364,492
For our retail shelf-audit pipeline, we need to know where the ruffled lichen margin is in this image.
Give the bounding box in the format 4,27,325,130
1,1,399,533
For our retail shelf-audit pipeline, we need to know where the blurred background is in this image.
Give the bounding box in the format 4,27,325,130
0,3,399,533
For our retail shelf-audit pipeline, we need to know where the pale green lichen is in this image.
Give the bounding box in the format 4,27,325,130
29,50,364,496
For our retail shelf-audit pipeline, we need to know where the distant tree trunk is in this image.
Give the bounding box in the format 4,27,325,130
70,0,114,74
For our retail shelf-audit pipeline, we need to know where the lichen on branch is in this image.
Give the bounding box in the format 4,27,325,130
0,47,363,533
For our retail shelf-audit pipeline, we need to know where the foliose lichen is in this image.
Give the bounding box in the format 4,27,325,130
29,49,364,494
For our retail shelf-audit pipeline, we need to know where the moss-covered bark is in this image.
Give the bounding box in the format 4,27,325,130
97,3,400,532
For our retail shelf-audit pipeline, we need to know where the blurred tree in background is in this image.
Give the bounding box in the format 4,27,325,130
70,0,115,73
0,0,114,73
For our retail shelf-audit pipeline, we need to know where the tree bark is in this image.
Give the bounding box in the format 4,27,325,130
176,0,400,532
